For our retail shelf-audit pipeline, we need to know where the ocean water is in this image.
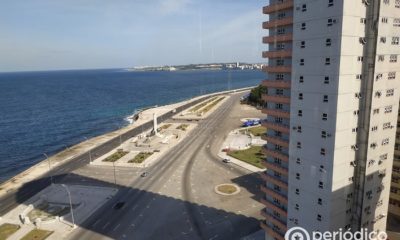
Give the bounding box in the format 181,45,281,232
0,69,264,182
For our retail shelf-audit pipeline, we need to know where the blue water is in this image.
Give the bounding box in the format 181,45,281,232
0,69,264,182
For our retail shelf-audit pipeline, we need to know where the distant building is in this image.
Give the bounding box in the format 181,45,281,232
260,0,400,239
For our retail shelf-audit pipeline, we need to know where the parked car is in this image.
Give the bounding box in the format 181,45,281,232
141,172,149,177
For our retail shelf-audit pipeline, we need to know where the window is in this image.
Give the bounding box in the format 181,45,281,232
392,37,399,45
300,41,305,48
319,181,324,189
385,105,393,113
378,55,385,61
276,89,283,95
321,131,327,138
383,122,392,130
297,126,302,133
295,204,300,210
382,138,389,146
323,95,328,102
276,59,284,66
386,89,394,97
277,12,286,20
276,74,284,80
274,158,282,165
396,0,400,8
299,76,304,83
317,214,322,221
321,148,326,155
360,18,366,24
299,93,303,100
358,56,364,62
328,0,334,7
382,17,388,23
275,103,283,109
296,158,301,164
298,110,303,117
327,18,335,26
301,22,306,30
325,58,331,65
277,28,285,35
324,76,330,84
297,142,302,149
302,4,307,12
296,173,300,179
322,113,328,121
277,43,285,50
390,55,398,63
388,72,396,80
318,198,322,205
371,126,378,131
300,59,305,65
295,188,300,195
373,108,380,114
326,38,332,46
380,37,386,43
356,74,362,80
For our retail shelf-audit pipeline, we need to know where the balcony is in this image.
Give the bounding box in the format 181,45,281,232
261,134,289,148
262,95,290,104
260,198,287,218
260,172,288,189
262,65,292,73
263,161,288,176
261,80,291,89
263,0,294,14
263,34,293,44
262,108,290,119
261,146,289,162
263,17,293,29
261,210,287,231
261,185,288,204
262,50,292,58
261,120,290,134
260,221,285,240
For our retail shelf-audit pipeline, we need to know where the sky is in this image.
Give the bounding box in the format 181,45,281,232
0,0,266,72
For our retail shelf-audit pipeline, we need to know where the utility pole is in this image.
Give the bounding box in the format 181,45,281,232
61,184,76,228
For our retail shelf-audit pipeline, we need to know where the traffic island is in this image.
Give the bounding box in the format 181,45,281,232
0,223,20,240
20,229,53,240
214,184,241,196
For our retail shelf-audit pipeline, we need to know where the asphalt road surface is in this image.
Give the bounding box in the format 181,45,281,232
67,93,263,240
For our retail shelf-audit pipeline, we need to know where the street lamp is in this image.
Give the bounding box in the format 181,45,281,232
112,162,117,185
43,153,53,184
83,137,92,163
61,184,76,228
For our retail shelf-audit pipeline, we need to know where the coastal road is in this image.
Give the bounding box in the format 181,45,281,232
67,93,263,240
0,92,227,216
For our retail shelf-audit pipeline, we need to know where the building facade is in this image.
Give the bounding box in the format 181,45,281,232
261,0,400,239
389,108,400,217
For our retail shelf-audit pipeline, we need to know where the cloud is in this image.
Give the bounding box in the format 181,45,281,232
159,0,193,14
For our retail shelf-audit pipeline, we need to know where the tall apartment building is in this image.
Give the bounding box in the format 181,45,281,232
389,108,400,217
260,0,400,239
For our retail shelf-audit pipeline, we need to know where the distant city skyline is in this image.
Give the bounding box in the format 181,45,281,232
0,0,265,72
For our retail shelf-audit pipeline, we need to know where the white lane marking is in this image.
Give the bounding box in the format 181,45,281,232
102,221,110,229
113,223,121,232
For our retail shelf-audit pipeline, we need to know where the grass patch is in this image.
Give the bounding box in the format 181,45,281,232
20,229,53,240
128,152,153,163
217,185,238,194
0,223,20,240
240,126,266,136
227,146,265,169
103,150,129,162
157,124,171,132
189,97,218,113
200,97,225,113
176,124,189,131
